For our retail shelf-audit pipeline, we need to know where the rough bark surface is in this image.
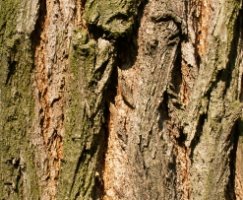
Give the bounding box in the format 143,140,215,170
0,0,243,200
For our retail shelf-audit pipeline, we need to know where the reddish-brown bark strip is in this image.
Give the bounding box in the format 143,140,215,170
32,0,74,198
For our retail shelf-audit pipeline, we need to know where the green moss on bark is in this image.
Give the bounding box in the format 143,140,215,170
58,28,114,199
84,0,142,37
0,0,39,199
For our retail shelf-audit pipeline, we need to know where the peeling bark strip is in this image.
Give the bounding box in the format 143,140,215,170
32,0,75,199
1,0,243,200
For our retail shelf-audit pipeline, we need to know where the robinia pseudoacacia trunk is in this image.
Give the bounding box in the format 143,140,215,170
1,0,243,199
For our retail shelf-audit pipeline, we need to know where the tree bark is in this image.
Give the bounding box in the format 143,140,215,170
0,0,243,200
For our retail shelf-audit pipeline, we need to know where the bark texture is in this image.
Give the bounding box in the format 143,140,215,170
0,0,243,200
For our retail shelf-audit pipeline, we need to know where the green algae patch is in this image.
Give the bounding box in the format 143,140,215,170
84,0,142,37
0,0,40,199
58,27,115,199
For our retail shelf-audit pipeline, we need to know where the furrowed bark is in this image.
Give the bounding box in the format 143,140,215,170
104,0,185,199
1,0,243,200
57,0,142,199
104,0,243,199
184,1,243,199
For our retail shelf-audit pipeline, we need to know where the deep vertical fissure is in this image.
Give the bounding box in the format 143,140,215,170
228,121,241,199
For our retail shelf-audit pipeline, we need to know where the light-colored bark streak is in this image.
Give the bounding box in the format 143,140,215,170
236,138,243,200
103,74,133,200
184,1,243,199
236,21,243,199
32,0,75,199
104,0,186,199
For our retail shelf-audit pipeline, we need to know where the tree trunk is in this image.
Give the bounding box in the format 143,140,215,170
1,0,243,199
